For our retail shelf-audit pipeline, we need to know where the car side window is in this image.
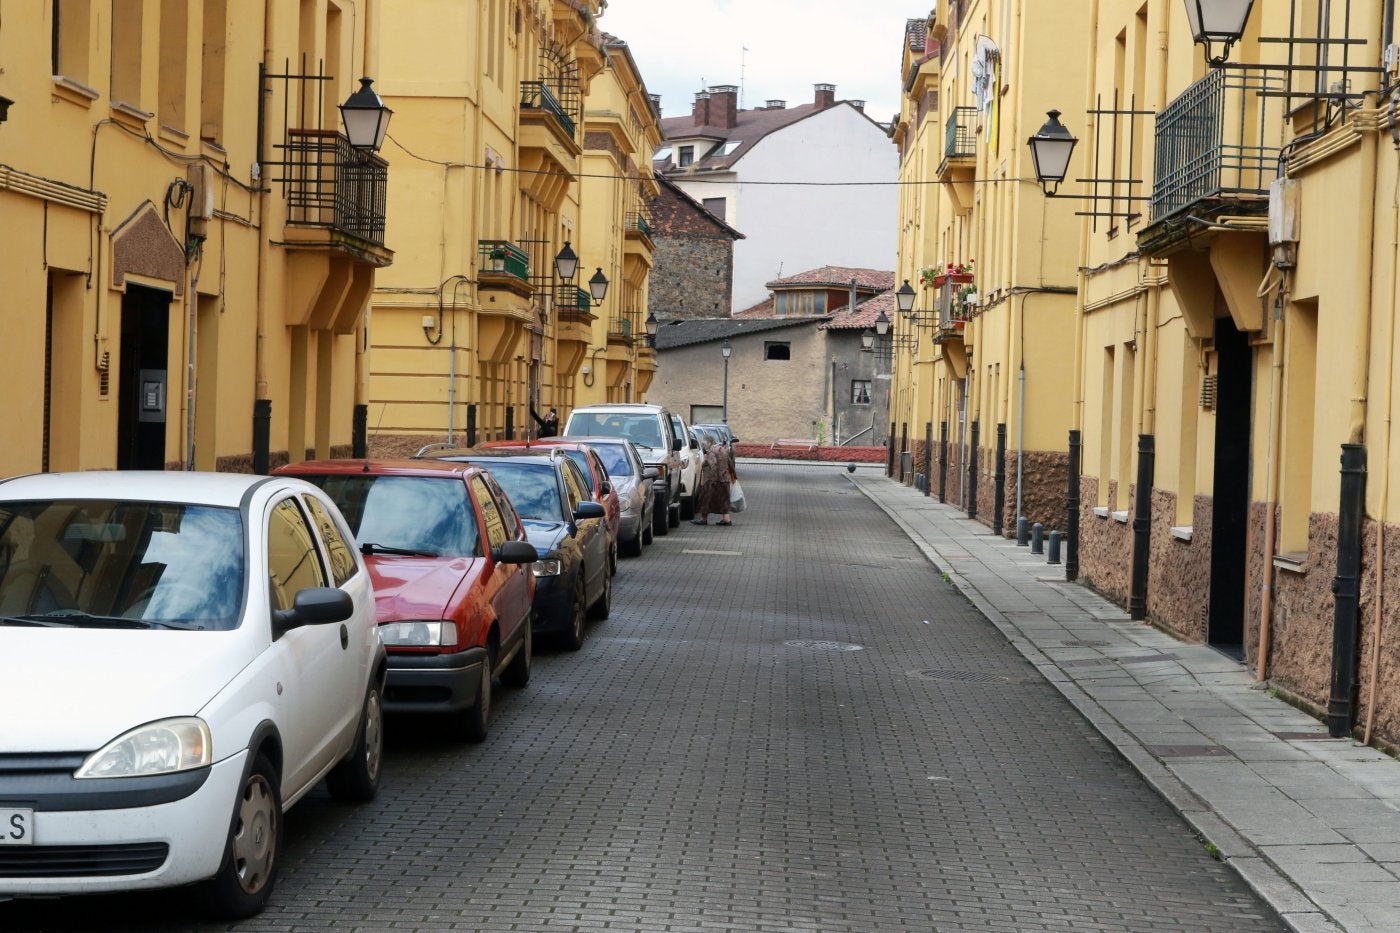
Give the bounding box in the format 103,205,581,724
267,498,328,611
470,476,507,552
560,461,586,512
484,473,522,538
302,495,356,587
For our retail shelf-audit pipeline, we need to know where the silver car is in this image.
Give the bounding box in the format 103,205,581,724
564,436,657,557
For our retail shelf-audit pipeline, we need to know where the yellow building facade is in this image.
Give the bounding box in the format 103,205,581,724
366,1,659,456
0,1,391,477
890,1,1089,534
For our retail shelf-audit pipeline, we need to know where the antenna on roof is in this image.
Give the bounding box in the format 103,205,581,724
739,46,749,110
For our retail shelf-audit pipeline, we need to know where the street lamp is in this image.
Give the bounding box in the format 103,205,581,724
644,311,659,348
338,77,392,150
721,337,732,424
895,280,916,315
875,310,891,336
554,241,579,282
1028,110,1078,196
1183,0,1255,66
588,267,610,303
861,328,876,351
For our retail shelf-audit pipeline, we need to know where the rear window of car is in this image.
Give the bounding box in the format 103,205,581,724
298,475,480,558
0,499,245,630
472,462,564,522
566,412,663,449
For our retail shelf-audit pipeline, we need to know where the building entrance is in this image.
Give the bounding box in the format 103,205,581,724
117,285,172,470
1208,316,1251,656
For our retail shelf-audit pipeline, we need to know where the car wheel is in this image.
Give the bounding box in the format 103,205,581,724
200,753,281,920
588,563,612,620
680,494,695,521
654,493,670,536
561,573,587,651
453,646,493,743
623,531,643,557
325,683,383,802
500,623,531,689
641,518,654,546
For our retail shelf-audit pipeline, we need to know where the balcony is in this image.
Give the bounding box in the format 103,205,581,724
519,80,582,195
937,105,977,211
521,80,575,136
282,129,391,262
607,315,635,346
478,240,531,283
1139,67,1283,256
931,279,970,344
625,211,652,239
554,286,595,345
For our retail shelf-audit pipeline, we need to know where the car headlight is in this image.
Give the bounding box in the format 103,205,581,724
533,558,563,577
76,717,212,778
379,620,458,647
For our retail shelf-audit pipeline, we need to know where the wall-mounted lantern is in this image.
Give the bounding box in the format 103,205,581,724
588,267,610,303
1028,110,1078,197
1183,0,1255,67
895,281,916,315
339,78,393,150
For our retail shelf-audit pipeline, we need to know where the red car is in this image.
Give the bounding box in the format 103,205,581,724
275,460,536,742
480,439,621,573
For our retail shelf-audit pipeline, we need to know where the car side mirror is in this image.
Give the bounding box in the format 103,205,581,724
574,501,606,521
494,540,538,564
274,586,352,634
643,467,660,480
672,438,682,452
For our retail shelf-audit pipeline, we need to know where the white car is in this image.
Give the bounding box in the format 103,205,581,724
0,471,386,918
674,419,704,520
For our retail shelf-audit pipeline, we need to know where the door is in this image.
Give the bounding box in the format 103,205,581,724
471,474,531,638
117,285,172,469
1208,317,1251,656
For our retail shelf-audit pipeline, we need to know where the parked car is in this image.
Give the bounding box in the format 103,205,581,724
555,435,657,557
671,413,704,520
563,403,683,535
276,460,536,743
693,422,738,445
423,449,609,650
0,471,386,918
480,440,620,574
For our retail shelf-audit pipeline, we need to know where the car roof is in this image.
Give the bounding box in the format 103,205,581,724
554,435,641,450
275,458,481,479
568,403,667,413
0,470,278,508
426,449,557,465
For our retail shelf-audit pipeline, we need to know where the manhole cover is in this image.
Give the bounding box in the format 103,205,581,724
784,640,864,651
916,669,1013,684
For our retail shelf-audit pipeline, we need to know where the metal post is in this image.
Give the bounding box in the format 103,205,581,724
1330,443,1367,737
1031,522,1044,554
1017,516,1029,546
887,421,896,476
993,423,1007,535
252,398,271,475
898,422,908,482
1047,530,1062,564
722,354,730,423
352,403,367,458
1129,434,1154,621
938,421,949,503
924,422,934,497
968,420,980,521
1067,430,1081,581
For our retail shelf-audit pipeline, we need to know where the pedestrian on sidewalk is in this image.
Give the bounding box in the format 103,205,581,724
692,439,736,526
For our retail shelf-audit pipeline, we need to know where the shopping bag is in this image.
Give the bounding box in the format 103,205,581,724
729,479,746,513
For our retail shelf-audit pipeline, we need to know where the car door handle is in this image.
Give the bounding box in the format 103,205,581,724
340,623,349,650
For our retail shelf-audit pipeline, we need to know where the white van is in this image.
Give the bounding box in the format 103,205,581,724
563,403,683,535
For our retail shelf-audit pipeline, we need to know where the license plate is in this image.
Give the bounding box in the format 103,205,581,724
0,808,33,845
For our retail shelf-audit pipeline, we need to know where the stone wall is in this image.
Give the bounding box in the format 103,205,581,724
650,237,734,318
1146,490,1211,643
1077,477,1133,604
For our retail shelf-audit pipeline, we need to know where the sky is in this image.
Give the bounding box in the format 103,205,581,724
596,0,920,127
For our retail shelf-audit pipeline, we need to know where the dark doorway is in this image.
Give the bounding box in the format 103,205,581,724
117,285,172,470
1208,316,1251,655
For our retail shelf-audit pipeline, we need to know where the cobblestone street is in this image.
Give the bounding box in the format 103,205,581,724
2,463,1284,932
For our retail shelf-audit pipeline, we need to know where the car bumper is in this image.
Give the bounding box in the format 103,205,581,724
530,575,573,634
383,648,487,715
0,751,248,895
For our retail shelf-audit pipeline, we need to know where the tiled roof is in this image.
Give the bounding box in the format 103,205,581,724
650,174,745,240
652,315,821,351
906,18,928,52
766,266,895,291
657,98,878,172
823,289,895,331
731,296,776,319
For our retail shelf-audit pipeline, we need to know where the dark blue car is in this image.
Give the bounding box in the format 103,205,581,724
422,448,609,650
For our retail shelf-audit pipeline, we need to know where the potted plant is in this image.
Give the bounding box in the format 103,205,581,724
918,264,944,289
489,246,506,272
947,258,975,284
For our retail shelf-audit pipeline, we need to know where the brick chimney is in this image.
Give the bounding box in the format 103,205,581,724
709,84,739,129
850,99,865,112
692,90,711,126
814,83,836,108
765,99,786,110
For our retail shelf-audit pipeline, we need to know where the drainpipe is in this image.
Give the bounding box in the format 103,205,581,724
254,3,274,475
1330,444,1367,737
1257,290,1286,681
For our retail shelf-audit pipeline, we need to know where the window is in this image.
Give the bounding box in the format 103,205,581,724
110,2,144,107
267,499,328,612
560,461,587,512
52,0,92,83
471,476,507,552
852,381,872,405
653,145,672,162
200,0,227,144
303,496,356,587
702,197,727,220
298,474,480,558
764,342,791,361
677,145,694,167
719,140,743,155
158,0,188,131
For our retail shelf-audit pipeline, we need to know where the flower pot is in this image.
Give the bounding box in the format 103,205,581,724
948,272,974,284
931,274,948,289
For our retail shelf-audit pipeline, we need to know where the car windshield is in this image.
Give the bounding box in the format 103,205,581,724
559,451,596,493
0,499,245,630
589,445,635,476
567,413,663,449
475,462,563,521
300,475,480,558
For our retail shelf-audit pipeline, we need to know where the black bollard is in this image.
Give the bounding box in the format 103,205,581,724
1047,530,1062,564
1031,522,1044,554
1016,515,1029,546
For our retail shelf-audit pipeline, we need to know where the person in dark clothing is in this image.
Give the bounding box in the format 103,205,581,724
530,406,559,438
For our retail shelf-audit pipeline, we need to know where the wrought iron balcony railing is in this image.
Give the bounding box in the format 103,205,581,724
520,80,576,137
555,286,591,314
1149,67,1283,223
608,316,634,340
478,240,530,282
625,211,652,237
283,130,388,245
944,106,977,159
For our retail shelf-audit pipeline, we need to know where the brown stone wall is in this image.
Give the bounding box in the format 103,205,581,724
1267,511,1341,724
1077,476,1133,604
1145,490,1211,643
1010,450,1070,537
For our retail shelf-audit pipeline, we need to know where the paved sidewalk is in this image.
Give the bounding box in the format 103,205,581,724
850,470,1400,933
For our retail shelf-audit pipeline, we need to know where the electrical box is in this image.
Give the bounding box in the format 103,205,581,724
138,369,167,424
1268,177,1299,269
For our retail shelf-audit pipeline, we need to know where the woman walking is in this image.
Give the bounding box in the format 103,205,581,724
691,438,736,526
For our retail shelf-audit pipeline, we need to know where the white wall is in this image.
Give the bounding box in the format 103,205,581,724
676,104,899,312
